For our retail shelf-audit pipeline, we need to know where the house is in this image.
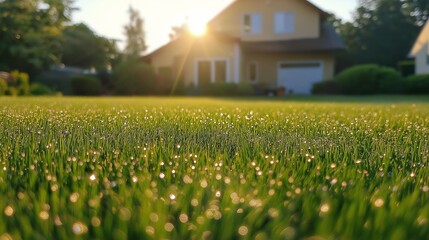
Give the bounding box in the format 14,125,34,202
409,20,429,75
146,0,345,95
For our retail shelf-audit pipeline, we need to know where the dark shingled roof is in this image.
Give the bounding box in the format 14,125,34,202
241,24,345,53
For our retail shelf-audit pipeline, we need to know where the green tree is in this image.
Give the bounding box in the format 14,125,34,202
123,6,147,58
403,0,429,26
0,0,75,75
112,59,168,95
336,0,422,68
61,23,119,71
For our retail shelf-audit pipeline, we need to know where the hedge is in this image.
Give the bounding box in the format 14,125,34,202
71,75,101,96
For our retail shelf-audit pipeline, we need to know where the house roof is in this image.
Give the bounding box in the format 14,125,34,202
144,32,239,60
409,20,429,57
241,24,345,53
144,1,338,59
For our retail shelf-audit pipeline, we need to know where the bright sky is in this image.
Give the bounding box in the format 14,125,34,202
73,0,358,54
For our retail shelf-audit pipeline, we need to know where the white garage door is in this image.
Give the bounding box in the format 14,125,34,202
277,62,323,95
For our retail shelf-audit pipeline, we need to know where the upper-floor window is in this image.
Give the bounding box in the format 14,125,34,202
274,12,295,34
244,13,262,34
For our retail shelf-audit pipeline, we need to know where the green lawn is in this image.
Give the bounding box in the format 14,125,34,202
1,97,429,239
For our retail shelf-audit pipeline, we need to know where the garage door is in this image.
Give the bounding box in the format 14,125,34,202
277,62,323,95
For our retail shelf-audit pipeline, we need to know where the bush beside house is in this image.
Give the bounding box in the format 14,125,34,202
402,74,429,94
71,75,102,96
113,60,163,95
30,83,53,96
198,82,255,96
313,64,404,95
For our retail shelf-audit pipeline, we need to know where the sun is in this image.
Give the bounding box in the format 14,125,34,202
186,11,208,36
188,20,207,36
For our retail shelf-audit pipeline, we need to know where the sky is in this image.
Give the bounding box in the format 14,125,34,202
73,0,358,54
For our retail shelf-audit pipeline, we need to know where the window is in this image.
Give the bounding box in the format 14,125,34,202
243,13,262,34
274,12,295,34
215,60,227,83
248,62,258,83
198,61,212,86
196,59,229,85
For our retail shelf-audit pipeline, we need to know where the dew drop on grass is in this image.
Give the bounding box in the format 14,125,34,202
150,213,159,222
179,213,189,223
72,222,88,235
238,225,249,236
159,173,165,179
69,192,79,203
91,217,101,227
169,194,176,200
183,175,193,184
54,215,63,226
268,208,279,218
119,207,131,221
0,233,12,240
89,174,96,181
200,179,208,188
145,226,155,235
374,198,384,208
39,211,49,220
320,203,330,213
215,191,221,198
164,222,174,232
4,205,14,217
131,176,138,183
191,199,199,207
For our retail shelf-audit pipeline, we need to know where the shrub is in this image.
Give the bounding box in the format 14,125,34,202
10,70,30,95
30,83,53,96
113,60,160,95
334,64,402,95
398,61,415,77
199,82,255,96
402,74,429,94
6,87,18,96
71,75,101,96
236,82,255,96
312,80,340,95
0,78,7,96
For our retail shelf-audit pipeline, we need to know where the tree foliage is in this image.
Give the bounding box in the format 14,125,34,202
0,0,75,75
333,0,429,70
112,59,167,95
61,23,118,71
169,22,191,40
123,6,147,58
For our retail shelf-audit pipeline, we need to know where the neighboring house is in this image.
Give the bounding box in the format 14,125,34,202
410,20,429,75
146,0,345,94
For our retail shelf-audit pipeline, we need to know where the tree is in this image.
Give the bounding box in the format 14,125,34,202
123,6,147,58
169,21,191,40
61,23,119,71
337,0,421,68
404,0,429,26
0,0,75,75
112,59,162,95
